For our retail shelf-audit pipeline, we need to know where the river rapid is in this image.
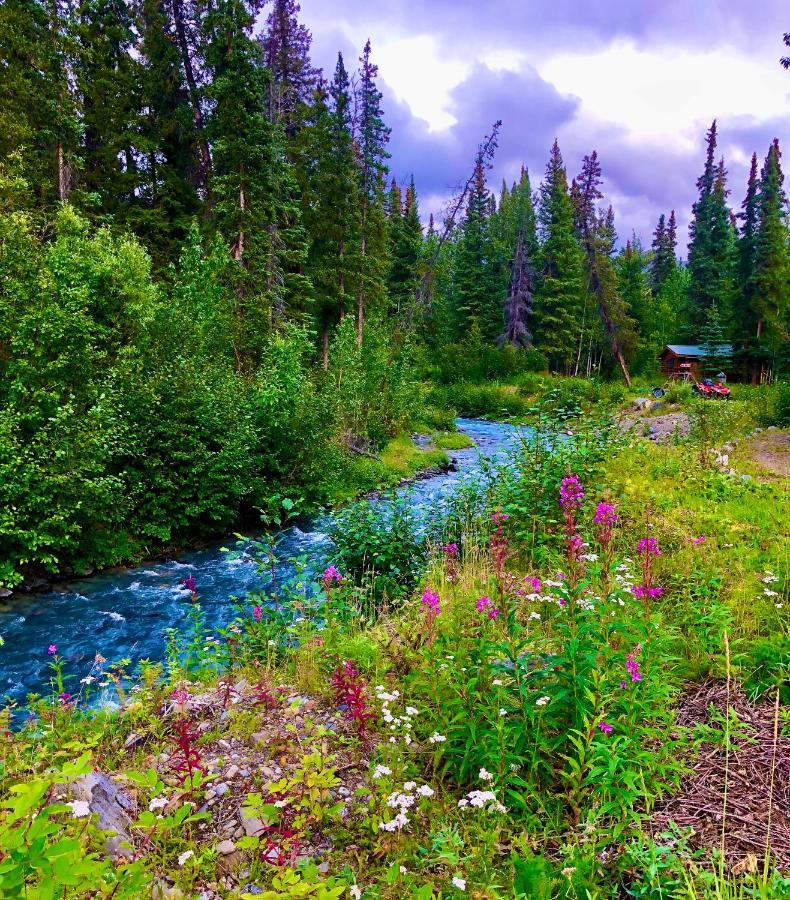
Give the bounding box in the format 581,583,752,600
0,418,524,709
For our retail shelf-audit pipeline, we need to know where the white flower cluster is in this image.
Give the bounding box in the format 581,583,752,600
458,789,506,813
372,764,391,780
378,779,436,832
375,685,419,746
428,732,446,744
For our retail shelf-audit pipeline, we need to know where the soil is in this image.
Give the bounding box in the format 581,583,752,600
746,431,790,478
619,410,691,443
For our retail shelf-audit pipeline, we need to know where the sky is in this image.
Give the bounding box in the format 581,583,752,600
292,0,789,251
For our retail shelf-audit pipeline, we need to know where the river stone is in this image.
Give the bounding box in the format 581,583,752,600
217,840,236,855
71,771,135,860
214,782,230,796
226,764,240,780
241,811,264,837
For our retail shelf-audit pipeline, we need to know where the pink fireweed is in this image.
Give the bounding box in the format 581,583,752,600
593,501,619,577
48,644,57,656
252,605,263,622
476,596,492,612
525,576,541,593
559,475,585,510
558,474,585,585
491,511,509,525
637,537,661,557
631,584,663,600
421,588,440,645
171,688,190,707
597,721,613,734
321,565,342,591
626,652,643,682
691,535,706,545
487,606,500,620
489,512,510,579
442,542,460,580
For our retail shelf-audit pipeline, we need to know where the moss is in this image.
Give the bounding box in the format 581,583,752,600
431,430,476,451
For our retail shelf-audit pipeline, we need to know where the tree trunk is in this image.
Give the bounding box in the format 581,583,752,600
171,0,211,192
321,327,329,370
56,142,68,201
356,233,366,348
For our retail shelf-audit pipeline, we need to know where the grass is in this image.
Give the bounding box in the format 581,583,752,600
1,387,787,898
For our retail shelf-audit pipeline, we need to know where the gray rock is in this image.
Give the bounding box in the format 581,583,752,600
242,886,264,896
214,782,230,796
225,765,240,780
241,812,264,837
216,840,236,855
71,772,135,860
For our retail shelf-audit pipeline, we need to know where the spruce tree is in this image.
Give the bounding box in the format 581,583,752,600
534,140,585,372
0,0,79,207
135,0,201,263
354,39,390,345
734,152,760,346
204,0,310,360
573,151,635,382
387,177,422,316
73,0,143,220
259,0,318,137
453,154,501,341
650,212,677,294
687,121,736,335
752,139,789,364
499,167,537,348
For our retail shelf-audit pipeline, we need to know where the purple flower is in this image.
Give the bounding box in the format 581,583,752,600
524,576,541,593
421,589,440,616
597,721,613,734
692,535,706,545
619,680,627,689
487,606,500,620
181,575,198,594
637,537,661,557
559,475,585,511
48,644,57,656
58,691,73,705
476,596,492,612
172,688,190,706
252,605,263,622
442,542,459,558
322,565,342,586
626,653,643,683
593,502,619,526
648,586,663,598
491,511,509,525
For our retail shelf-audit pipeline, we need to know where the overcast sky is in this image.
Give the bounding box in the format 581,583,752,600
291,1,789,250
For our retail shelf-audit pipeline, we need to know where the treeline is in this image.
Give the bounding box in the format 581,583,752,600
424,125,788,384
0,0,788,585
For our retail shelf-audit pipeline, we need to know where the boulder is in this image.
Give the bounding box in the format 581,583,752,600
71,771,136,860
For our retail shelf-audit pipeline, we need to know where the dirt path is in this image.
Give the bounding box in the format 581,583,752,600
747,431,790,478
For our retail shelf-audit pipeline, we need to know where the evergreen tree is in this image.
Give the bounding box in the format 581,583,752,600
73,0,142,220
135,0,201,263
752,139,789,366
259,0,318,137
453,154,501,341
204,0,310,361
0,0,80,207
534,140,585,372
387,176,422,315
573,151,635,382
650,211,677,293
499,167,537,348
687,121,736,335
733,152,760,346
617,238,658,373
354,39,390,345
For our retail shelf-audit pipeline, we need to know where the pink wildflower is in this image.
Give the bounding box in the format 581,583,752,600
559,475,585,511
476,596,492,612
442,542,459,557
597,721,613,734
421,589,440,615
252,605,263,622
322,565,342,587
48,644,57,656
525,576,541,593
487,606,501,620
692,536,706,545
626,653,643,683
637,537,661,557
593,502,619,526
491,511,509,525
172,688,190,706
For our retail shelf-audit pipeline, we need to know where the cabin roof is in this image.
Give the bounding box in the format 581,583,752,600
662,344,733,358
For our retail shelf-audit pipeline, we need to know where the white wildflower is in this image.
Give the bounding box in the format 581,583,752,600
478,768,494,782
177,850,194,866
492,679,503,686
452,876,466,890
68,800,91,818
535,696,550,706
529,611,541,621
403,781,416,791
416,784,434,797
148,797,168,811
763,589,778,597
399,865,408,874
428,732,446,744
350,886,362,900
405,706,419,716
499,708,507,717
372,765,391,780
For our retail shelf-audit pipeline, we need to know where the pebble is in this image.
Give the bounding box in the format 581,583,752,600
218,739,231,750
216,840,236,855
241,813,264,837
242,886,264,896
214,783,230,796
225,765,240,780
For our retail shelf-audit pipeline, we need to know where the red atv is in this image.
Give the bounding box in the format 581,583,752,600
694,377,731,399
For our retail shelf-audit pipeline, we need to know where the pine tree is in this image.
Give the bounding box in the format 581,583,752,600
687,121,736,335
617,239,657,373
135,0,201,263
573,151,635,383
453,154,501,341
650,212,677,293
354,39,390,345
534,140,585,372
0,0,80,207
387,176,422,315
204,0,310,361
499,167,537,348
752,139,789,364
73,0,142,220
733,152,760,346
259,0,318,137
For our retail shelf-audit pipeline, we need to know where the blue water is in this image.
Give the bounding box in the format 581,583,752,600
0,419,522,708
